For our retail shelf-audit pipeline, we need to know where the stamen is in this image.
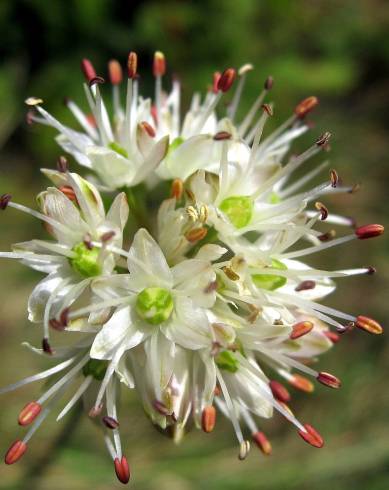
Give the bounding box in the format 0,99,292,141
217,68,236,93
108,60,123,85
317,372,341,389
290,321,314,340
212,71,221,94
4,440,27,465
114,456,130,484
201,405,216,433
185,227,207,243
171,179,184,200
57,155,68,173
355,315,383,335
315,201,328,221
316,131,331,147
228,64,253,120
295,281,316,292
298,423,324,448
295,96,319,119
213,131,232,140
59,185,77,202
238,440,251,460
264,76,274,90
153,51,166,77
330,169,339,187
42,338,54,355
18,401,42,426
81,59,97,83
269,380,291,403
127,52,138,79
140,121,156,137
103,416,120,429
252,431,272,455
355,224,384,239
0,193,12,210
56,376,93,421
323,331,340,343
288,374,314,393
153,399,171,416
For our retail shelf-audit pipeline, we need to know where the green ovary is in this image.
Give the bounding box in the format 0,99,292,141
82,359,108,380
215,350,239,373
136,287,174,325
219,195,254,229
70,242,102,278
252,258,287,291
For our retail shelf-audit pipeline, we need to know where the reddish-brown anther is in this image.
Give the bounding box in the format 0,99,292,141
323,331,340,344
4,440,27,465
171,179,184,200
81,59,97,83
298,424,324,448
262,103,273,116
185,227,208,243
153,51,166,77
212,71,221,94
330,169,339,187
114,456,130,484
201,406,216,433
59,185,77,202
295,96,319,118
295,281,316,292
127,52,138,79
252,431,272,455
140,121,156,138
316,131,331,147
315,201,328,220
18,402,42,426
88,404,103,418
102,416,120,429
213,131,232,140
290,321,314,340
57,155,68,173
355,315,383,335
42,337,54,354
289,374,314,393
217,68,236,92
317,372,341,389
269,380,291,403
0,193,12,210
355,224,384,240
264,76,274,90
108,59,123,85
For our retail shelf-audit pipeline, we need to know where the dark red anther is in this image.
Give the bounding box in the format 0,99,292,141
290,321,314,340
127,52,138,79
315,201,328,220
102,416,120,429
57,155,68,173
108,59,123,85
42,337,54,354
81,59,97,83
217,68,236,93
317,371,341,389
252,431,272,455
295,281,316,292
213,131,232,140
49,318,65,331
60,308,69,327
355,224,384,240
140,121,156,138
212,71,221,94
298,424,324,448
18,402,42,426
4,440,28,465
295,96,319,118
269,380,291,403
323,331,340,344
0,193,12,210
264,76,274,90
318,230,336,242
330,169,338,188
114,456,130,484
89,76,105,88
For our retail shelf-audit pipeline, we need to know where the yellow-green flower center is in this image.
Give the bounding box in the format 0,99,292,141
215,350,239,373
252,258,287,291
70,242,101,278
219,195,253,229
136,287,174,325
82,359,108,380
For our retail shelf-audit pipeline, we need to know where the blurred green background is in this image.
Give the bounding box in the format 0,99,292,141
0,0,388,488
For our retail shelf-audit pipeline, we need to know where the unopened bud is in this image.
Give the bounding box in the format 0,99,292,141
317,371,341,389
4,440,27,465
295,96,319,118
217,68,236,93
202,406,216,433
355,315,383,335
18,401,42,426
298,423,324,448
114,455,130,484
269,380,291,403
108,59,123,85
252,431,272,455
355,224,384,240
153,51,166,77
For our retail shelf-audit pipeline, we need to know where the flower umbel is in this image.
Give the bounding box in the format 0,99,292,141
1,51,384,484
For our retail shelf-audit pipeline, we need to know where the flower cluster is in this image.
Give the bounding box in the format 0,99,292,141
1,51,384,484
